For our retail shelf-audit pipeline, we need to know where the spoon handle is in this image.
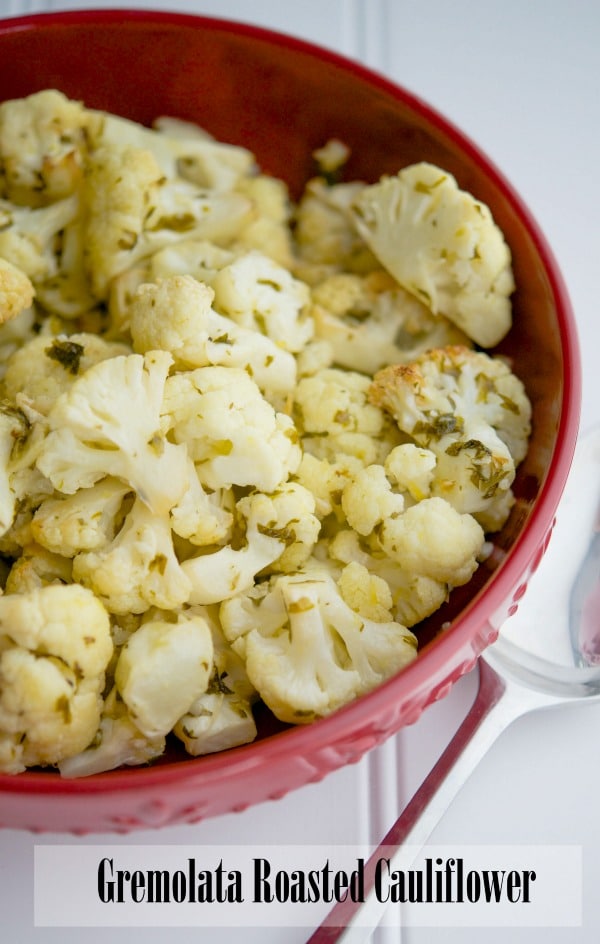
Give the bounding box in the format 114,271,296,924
569,527,600,666
306,659,532,943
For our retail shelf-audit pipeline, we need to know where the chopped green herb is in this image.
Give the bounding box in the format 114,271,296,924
413,413,464,441
45,339,85,375
55,694,72,724
207,670,234,696
148,212,196,232
288,597,314,614
149,553,167,575
257,523,296,546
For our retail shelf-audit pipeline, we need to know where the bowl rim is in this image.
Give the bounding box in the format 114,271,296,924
0,7,582,802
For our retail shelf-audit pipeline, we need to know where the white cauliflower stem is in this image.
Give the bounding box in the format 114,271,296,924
91,110,256,191
311,270,470,375
0,195,79,283
0,403,30,537
169,458,233,547
83,145,253,298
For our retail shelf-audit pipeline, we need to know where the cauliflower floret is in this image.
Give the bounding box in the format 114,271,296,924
175,675,257,756
330,458,484,619
337,560,395,622
83,145,253,298
163,366,300,492
369,345,532,528
31,477,132,557
312,138,351,179
174,606,258,756
72,496,192,615
106,239,235,339
262,481,322,574
0,584,112,773
328,528,449,628
170,458,234,547
350,162,515,347
294,366,403,465
58,686,165,778
384,442,437,503
129,274,297,397
182,487,318,605
114,610,213,738
232,174,294,267
293,177,377,282
293,452,363,520
0,194,79,283
0,193,91,319
220,568,417,724
311,269,471,374
295,338,335,379
340,463,405,536
0,89,94,206
4,542,72,594
92,110,256,191
0,257,34,325
295,368,383,439
211,250,314,354
36,350,189,515
379,496,485,586
3,331,131,416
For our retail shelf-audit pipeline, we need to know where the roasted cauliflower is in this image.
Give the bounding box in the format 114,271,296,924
351,162,515,347
0,90,534,777
369,345,532,530
0,584,112,773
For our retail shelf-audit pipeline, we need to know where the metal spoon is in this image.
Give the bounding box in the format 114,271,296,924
308,425,600,943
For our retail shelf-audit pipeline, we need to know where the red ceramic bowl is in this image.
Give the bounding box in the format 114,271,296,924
0,9,580,834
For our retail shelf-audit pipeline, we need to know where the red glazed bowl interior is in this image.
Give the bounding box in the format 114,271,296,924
0,9,580,834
